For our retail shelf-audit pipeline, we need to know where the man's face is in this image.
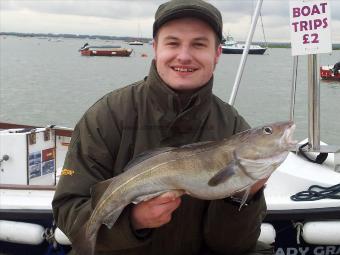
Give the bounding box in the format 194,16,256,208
153,17,222,92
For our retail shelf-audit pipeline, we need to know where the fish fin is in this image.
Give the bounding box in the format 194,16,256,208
102,204,127,229
238,186,251,211
132,190,185,204
123,147,175,170
236,156,272,181
180,141,213,149
208,161,236,186
72,221,97,255
132,191,169,204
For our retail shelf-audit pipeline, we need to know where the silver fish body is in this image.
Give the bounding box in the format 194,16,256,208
73,121,296,255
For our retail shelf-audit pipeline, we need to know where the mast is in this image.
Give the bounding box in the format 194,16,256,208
228,0,263,106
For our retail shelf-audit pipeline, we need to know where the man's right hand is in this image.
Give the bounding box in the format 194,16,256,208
130,192,182,230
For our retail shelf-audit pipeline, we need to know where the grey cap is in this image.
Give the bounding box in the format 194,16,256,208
153,0,223,42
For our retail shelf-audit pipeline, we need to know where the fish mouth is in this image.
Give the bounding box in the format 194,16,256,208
282,123,298,149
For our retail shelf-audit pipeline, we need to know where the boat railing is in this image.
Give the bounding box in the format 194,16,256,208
0,122,73,136
0,184,56,190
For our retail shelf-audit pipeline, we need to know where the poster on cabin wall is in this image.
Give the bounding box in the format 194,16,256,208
27,129,56,185
289,0,332,56
28,148,56,184
41,148,55,175
28,151,42,179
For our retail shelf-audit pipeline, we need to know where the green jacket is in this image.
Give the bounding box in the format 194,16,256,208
52,62,266,255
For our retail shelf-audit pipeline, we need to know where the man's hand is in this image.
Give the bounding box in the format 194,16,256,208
130,192,182,230
249,177,268,196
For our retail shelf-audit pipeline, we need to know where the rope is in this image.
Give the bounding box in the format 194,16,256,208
259,11,268,48
298,142,328,164
291,183,340,201
250,0,268,48
293,222,304,244
43,221,66,255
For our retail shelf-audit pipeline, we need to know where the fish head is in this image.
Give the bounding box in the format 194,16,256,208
233,121,297,179
241,121,296,152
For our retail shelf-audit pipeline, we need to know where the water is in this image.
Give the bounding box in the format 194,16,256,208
1,36,340,144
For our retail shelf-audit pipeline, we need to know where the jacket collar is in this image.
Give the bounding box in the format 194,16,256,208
144,61,214,145
145,60,213,115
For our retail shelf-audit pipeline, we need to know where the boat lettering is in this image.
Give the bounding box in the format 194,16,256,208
275,247,309,255
313,246,340,255
275,246,340,255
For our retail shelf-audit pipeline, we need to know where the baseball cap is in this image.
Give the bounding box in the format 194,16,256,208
153,0,223,42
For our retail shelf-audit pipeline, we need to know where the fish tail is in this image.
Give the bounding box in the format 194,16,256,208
71,221,97,255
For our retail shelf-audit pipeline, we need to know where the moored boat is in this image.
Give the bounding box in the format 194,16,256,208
128,40,144,45
221,35,267,55
79,43,133,57
221,44,267,54
320,64,340,81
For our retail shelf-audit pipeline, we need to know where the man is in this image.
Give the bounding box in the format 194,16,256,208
332,61,340,76
52,0,272,254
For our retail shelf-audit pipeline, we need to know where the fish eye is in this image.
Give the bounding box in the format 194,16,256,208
263,126,273,135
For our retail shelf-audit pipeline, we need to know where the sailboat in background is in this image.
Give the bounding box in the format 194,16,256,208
128,23,144,45
222,3,268,55
128,40,143,46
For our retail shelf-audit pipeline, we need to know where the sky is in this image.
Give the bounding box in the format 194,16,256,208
1,0,340,43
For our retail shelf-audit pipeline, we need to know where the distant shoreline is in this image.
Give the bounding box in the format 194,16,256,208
0,31,152,44
1,32,340,50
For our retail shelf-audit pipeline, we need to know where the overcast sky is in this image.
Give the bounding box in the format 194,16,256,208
1,0,339,42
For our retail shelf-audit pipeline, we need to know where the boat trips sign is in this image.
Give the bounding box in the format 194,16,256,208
289,0,332,56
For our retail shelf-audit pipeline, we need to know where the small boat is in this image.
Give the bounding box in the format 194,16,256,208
79,43,133,57
221,35,267,55
128,40,144,46
320,63,340,81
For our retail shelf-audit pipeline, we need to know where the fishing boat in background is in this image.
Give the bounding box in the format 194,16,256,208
79,43,133,57
320,63,340,80
128,23,144,46
221,35,267,55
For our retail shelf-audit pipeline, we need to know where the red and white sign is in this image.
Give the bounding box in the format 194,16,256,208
289,0,332,56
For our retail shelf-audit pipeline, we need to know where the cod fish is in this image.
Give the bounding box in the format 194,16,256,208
73,121,296,255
